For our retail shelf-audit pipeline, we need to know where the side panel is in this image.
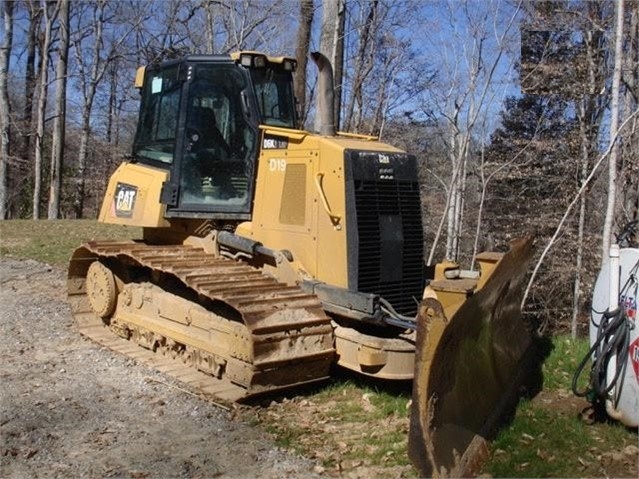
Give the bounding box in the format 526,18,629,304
99,162,170,227
315,139,349,288
237,129,322,280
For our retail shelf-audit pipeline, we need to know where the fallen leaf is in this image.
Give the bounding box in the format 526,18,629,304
129,470,149,478
24,448,38,459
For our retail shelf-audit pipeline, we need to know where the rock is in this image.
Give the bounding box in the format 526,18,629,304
623,445,639,457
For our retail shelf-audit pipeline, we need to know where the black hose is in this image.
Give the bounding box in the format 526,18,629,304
572,307,630,399
571,262,637,404
379,297,418,330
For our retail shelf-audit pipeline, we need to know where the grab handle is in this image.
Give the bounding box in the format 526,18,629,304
314,172,342,230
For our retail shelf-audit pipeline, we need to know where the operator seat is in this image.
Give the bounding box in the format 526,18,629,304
189,106,230,156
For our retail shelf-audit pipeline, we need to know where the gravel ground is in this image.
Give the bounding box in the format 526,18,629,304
0,257,322,479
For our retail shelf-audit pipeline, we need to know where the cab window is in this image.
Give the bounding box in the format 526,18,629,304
134,66,181,164
250,68,297,128
178,64,256,211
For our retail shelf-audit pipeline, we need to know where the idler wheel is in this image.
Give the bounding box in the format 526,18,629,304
86,261,118,318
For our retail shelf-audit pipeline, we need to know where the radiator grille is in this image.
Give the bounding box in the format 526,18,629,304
353,179,424,316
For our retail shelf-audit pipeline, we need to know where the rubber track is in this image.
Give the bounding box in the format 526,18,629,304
67,240,334,403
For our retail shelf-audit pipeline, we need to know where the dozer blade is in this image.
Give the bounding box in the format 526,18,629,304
409,236,536,478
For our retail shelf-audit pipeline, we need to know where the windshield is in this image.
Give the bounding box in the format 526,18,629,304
133,65,181,164
249,68,297,128
178,63,256,210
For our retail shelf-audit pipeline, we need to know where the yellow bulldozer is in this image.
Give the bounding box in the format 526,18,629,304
67,51,536,477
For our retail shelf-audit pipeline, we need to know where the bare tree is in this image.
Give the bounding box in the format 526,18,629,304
33,0,61,219
203,0,216,54
620,1,638,227
343,0,378,132
224,0,283,52
602,0,625,261
418,0,521,264
72,1,134,218
19,1,42,167
339,0,423,137
571,14,609,337
128,0,287,62
522,108,639,310
0,0,14,219
316,0,345,132
47,0,70,219
294,0,314,127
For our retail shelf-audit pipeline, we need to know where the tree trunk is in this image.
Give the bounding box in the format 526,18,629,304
332,0,345,130
572,99,590,339
621,2,638,225
294,0,314,128
73,0,110,219
106,63,117,144
445,130,455,259
454,148,468,261
572,21,607,337
205,0,215,54
74,111,90,218
33,1,58,219
602,0,625,261
47,0,70,219
316,0,345,132
0,0,14,220
21,1,41,163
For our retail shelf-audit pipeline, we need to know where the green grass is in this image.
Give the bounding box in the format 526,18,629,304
485,398,635,478
483,336,637,478
541,335,592,392
0,219,141,266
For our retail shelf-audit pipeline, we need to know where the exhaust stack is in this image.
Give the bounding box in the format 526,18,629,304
311,51,336,136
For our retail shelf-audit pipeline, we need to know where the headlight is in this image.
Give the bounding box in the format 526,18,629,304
239,52,267,68
282,59,296,72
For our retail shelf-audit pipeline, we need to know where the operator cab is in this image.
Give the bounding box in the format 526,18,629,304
132,52,298,219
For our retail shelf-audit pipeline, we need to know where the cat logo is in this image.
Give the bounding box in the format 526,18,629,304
114,183,137,218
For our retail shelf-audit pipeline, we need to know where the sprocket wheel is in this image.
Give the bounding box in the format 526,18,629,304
86,261,118,318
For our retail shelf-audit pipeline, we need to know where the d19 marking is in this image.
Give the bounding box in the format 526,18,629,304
269,158,287,172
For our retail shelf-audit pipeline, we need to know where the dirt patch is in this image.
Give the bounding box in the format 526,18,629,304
532,388,591,416
0,257,322,479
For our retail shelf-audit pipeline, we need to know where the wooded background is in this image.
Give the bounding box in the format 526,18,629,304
0,0,637,335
